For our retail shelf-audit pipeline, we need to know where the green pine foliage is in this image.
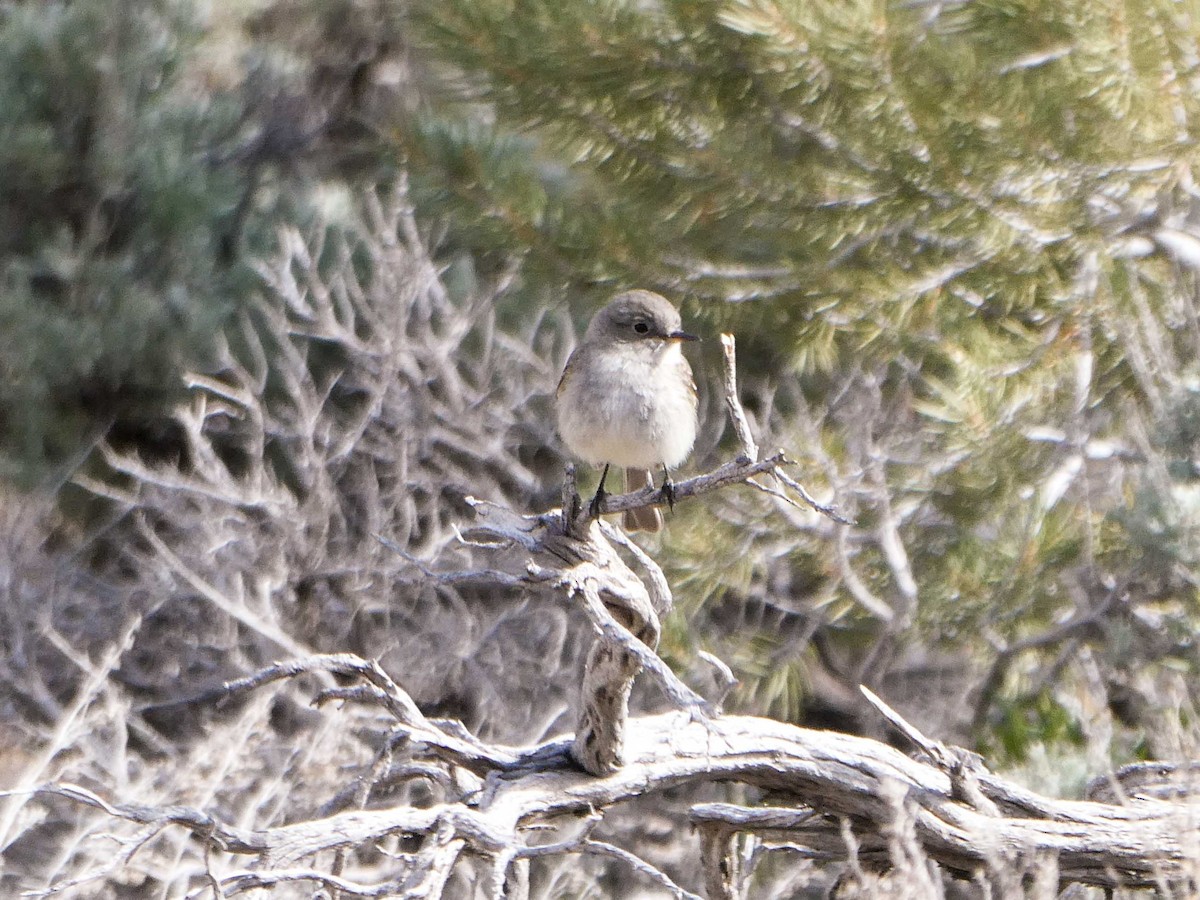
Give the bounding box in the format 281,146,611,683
0,0,250,482
411,0,1200,755
413,0,1194,347
0,0,409,485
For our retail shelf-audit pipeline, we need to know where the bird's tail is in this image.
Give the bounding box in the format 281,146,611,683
622,468,663,532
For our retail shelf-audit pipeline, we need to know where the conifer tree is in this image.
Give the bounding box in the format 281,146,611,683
410,0,1200,760
0,1,240,481
0,0,406,484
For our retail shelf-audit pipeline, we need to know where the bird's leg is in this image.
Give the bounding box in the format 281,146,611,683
659,466,676,512
588,464,611,519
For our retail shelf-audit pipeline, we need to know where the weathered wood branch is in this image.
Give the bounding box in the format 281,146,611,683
39,704,1200,892
719,333,760,462
571,451,788,525
460,451,787,774
458,497,666,775
139,653,524,775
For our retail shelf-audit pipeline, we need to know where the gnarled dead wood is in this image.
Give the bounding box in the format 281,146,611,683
36,698,1200,894
462,445,827,776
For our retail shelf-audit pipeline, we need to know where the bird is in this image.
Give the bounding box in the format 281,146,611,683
556,289,699,532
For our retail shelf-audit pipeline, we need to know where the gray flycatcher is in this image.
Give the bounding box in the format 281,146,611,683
556,289,699,532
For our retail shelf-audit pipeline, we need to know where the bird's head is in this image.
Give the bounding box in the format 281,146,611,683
586,289,699,345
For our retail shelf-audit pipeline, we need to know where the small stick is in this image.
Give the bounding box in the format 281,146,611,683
720,334,759,462
561,462,581,533
860,685,999,815
860,685,950,767
570,453,787,527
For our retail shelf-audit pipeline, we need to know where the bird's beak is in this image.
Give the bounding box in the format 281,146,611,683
667,330,700,342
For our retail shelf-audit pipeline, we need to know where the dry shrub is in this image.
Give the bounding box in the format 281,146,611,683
0,181,586,895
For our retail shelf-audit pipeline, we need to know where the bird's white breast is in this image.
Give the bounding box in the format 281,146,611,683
558,342,697,469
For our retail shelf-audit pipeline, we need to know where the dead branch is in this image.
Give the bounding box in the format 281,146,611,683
720,333,760,462
39,693,1200,892
574,451,790,526
459,444,810,775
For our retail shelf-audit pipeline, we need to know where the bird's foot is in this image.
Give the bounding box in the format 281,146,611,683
660,471,676,512
589,463,612,520
588,486,608,520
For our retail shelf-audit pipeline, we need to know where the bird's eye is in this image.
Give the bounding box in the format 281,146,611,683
633,322,650,334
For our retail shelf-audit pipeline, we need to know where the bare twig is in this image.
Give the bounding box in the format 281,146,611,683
697,650,739,711
140,654,522,775
0,610,151,851
835,525,896,622
575,452,787,527
766,464,854,525
219,869,402,897
860,685,953,768
134,515,313,659
568,442,850,533
29,782,268,854
861,685,1000,816
578,840,706,900
720,333,759,462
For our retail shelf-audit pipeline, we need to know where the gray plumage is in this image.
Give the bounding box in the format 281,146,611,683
557,290,699,532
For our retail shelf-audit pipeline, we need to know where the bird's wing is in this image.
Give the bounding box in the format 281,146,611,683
556,346,582,398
